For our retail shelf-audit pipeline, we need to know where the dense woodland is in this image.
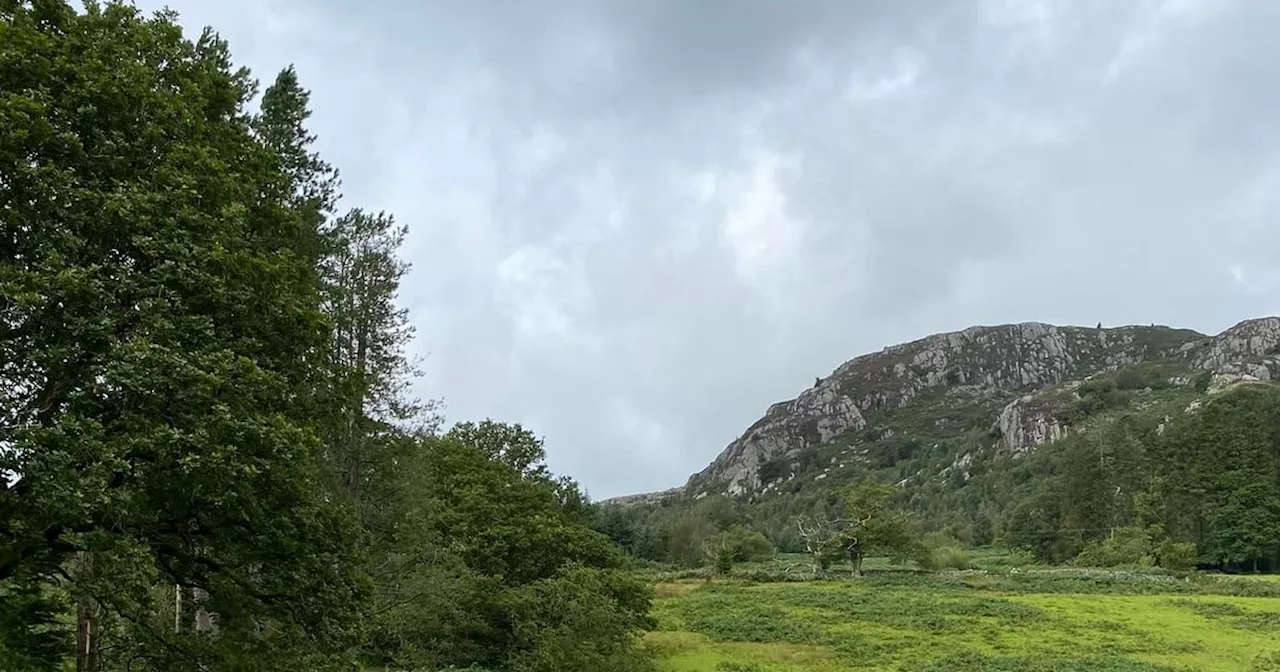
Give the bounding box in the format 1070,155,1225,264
1,3,654,670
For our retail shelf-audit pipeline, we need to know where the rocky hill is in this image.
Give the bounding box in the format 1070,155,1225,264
671,317,1280,500
600,316,1280,569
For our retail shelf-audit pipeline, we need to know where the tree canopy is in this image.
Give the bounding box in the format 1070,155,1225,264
0,3,655,670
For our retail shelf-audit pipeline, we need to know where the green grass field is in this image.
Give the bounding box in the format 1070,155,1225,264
643,557,1280,672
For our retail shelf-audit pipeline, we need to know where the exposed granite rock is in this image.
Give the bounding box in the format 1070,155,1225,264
600,487,682,507
689,381,865,495
1195,318,1280,370
671,320,1280,499
1190,318,1280,392
997,392,1069,455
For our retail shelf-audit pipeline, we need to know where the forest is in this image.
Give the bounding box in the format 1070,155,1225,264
1,3,653,671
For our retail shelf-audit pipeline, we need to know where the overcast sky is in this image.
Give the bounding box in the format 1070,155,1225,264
137,0,1280,499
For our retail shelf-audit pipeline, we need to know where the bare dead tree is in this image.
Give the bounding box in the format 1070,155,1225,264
700,534,733,582
794,510,875,578
795,515,837,578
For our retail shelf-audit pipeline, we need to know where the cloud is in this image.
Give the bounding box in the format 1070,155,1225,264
136,0,1280,498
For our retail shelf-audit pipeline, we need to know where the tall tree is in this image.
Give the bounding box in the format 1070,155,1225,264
0,2,364,668
324,208,432,509
253,64,340,271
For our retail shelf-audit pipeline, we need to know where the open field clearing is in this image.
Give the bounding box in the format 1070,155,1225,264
645,570,1280,672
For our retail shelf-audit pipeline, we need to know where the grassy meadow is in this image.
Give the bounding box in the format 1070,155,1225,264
642,553,1280,672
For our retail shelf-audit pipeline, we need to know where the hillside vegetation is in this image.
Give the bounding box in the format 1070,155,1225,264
600,320,1280,574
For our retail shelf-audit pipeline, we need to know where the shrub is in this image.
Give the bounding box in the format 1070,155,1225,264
929,546,974,570
1074,528,1154,568
1249,650,1280,672
503,567,656,672
714,550,733,576
1156,540,1198,572
723,527,775,562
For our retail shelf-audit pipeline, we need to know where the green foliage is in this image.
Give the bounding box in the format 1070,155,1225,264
447,420,551,481
1058,378,1133,425
0,2,365,667
1155,540,1197,572
1153,386,1280,571
668,496,739,568
0,581,67,671
649,573,1280,670
0,4,654,670
836,482,928,571
503,566,655,672
1251,650,1280,672
713,549,734,576
1193,372,1212,393
1075,528,1155,568
716,525,775,563
927,546,974,570
360,433,655,671
757,457,788,484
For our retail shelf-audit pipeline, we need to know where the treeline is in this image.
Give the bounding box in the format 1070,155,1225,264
1,3,652,671
597,483,968,575
1000,382,1280,572
602,378,1280,575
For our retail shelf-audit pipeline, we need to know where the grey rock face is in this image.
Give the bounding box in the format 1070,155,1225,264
690,380,865,495
678,319,1276,499
1195,317,1280,370
997,393,1068,455
687,322,1102,495
600,487,683,507
1193,318,1280,391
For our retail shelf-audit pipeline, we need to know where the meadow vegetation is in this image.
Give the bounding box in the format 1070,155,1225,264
642,555,1280,671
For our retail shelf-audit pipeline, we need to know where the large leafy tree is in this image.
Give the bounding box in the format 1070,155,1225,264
361,433,655,672
0,2,364,669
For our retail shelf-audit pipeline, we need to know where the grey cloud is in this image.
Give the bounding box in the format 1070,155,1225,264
139,0,1280,498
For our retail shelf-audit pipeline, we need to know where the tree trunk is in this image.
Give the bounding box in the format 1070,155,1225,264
73,552,100,672
193,587,217,633
75,597,100,672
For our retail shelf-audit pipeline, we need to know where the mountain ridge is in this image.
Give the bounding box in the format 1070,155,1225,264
604,316,1280,505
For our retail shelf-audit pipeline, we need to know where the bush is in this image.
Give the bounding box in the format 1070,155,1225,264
503,567,656,672
1074,528,1154,568
1194,371,1213,393
725,527,775,562
1250,650,1280,672
714,550,733,576
1156,540,1198,571
1113,368,1146,391
929,546,975,570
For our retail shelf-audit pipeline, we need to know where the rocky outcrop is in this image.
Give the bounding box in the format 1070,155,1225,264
688,381,865,495
997,392,1069,455
674,320,1280,499
600,487,682,507
1195,318,1280,370
1192,319,1280,391
829,323,1078,411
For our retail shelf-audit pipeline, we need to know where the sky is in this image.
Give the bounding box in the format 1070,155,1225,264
134,0,1280,499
